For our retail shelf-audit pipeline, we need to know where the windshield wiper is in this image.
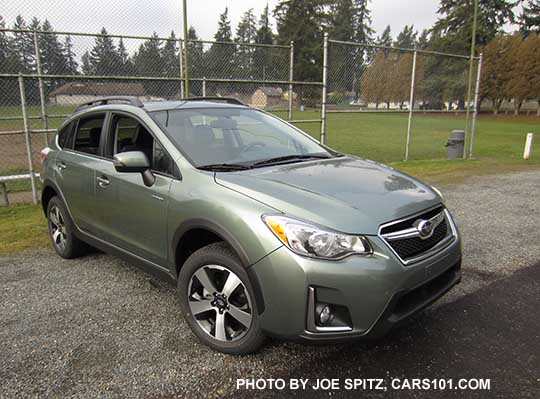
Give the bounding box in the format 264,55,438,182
252,154,331,168
197,163,253,172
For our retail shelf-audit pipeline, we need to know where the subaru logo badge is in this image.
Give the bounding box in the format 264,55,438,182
416,219,434,239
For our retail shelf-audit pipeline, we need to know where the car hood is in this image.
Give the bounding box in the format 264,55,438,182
215,156,440,235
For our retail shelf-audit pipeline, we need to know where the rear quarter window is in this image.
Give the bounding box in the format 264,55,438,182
57,122,74,149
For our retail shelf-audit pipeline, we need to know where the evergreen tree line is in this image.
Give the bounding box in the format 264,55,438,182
1,0,539,109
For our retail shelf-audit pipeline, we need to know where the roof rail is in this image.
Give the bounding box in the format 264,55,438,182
75,96,144,111
183,97,247,106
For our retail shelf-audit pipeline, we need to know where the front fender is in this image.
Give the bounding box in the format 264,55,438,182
166,175,282,272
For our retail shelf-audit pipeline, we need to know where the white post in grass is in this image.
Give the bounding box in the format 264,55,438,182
523,133,534,160
320,33,328,145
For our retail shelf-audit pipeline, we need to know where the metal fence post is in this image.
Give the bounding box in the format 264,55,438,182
182,0,190,96
405,49,418,161
18,75,38,205
288,41,294,121
320,33,328,145
178,40,185,98
202,77,206,96
469,53,483,158
33,31,49,145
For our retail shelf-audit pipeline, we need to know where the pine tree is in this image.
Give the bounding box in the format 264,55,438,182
187,26,204,79
0,16,13,72
235,9,257,78
254,5,275,80
117,38,133,75
39,20,68,75
215,7,233,42
274,0,327,83
417,29,431,50
351,0,374,44
206,8,235,79
0,16,21,105
89,28,122,75
12,15,35,73
329,0,374,97
376,26,392,47
394,25,417,49
133,32,162,77
431,0,516,53
256,5,273,45
236,9,257,44
162,31,179,78
132,33,163,96
63,35,78,75
519,0,540,37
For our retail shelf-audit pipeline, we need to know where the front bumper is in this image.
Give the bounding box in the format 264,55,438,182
248,233,461,342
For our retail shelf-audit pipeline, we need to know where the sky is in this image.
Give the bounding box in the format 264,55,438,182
3,0,520,40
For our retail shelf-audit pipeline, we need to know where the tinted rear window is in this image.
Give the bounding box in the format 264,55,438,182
57,122,74,149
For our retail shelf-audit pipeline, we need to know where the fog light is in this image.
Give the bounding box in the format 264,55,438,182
319,305,334,325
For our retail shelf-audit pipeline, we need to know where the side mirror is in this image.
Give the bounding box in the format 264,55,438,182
113,151,155,187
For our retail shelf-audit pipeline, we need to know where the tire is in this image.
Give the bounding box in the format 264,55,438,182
46,196,90,259
178,242,265,355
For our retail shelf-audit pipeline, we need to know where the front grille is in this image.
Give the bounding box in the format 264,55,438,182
390,219,448,259
380,206,453,263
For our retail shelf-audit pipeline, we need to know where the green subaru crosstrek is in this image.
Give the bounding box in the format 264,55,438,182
40,96,461,354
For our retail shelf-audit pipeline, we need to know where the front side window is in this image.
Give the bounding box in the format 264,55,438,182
111,114,176,176
150,108,331,167
73,114,105,155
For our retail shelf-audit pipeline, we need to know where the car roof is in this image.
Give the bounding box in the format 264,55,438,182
142,100,248,112
72,96,250,114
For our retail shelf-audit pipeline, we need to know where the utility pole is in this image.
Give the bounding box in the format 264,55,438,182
182,0,190,96
463,0,479,159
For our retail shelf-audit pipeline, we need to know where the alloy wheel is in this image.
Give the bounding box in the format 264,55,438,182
49,205,67,252
187,265,253,342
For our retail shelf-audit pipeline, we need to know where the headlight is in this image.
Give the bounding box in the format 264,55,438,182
262,215,372,259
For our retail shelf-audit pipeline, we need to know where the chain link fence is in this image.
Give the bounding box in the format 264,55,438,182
0,24,323,204
324,37,481,162
0,14,483,204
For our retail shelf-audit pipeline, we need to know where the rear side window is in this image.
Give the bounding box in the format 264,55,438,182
57,122,74,149
73,114,105,156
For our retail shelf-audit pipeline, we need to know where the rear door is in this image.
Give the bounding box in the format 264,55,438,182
54,113,107,234
93,112,178,266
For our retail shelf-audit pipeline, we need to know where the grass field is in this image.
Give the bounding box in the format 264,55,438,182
292,111,540,180
0,204,48,255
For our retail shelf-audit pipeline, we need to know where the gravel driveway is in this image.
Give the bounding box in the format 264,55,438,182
1,171,539,398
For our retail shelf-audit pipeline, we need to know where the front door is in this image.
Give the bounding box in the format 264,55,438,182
93,113,179,266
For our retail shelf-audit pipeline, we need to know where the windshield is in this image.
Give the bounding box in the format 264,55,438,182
150,108,332,168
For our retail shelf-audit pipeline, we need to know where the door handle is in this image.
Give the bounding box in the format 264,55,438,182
96,176,110,188
151,194,164,201
57,161,67,170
